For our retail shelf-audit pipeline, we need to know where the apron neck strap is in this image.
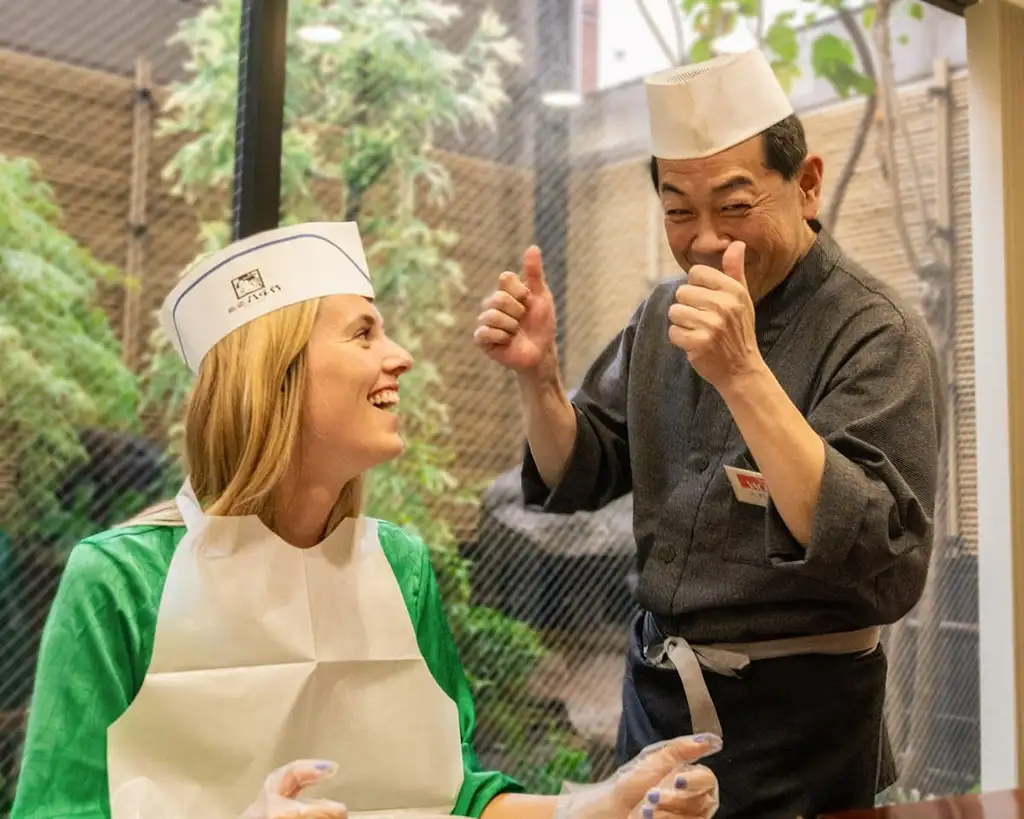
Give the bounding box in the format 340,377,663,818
175,479,205,530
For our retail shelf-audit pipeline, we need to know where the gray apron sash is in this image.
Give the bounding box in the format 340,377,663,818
643,622,882,739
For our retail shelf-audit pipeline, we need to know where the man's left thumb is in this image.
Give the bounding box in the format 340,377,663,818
723,241,747,286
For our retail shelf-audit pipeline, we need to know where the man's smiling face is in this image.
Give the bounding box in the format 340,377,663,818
656,134,824,300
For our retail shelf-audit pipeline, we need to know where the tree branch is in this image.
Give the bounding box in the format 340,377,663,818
636,0,680,65
873,0,921,273
668,0,687,63
896,82,940,263
823,9,877,233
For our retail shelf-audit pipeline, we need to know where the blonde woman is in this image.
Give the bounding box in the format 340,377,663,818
11,223,720,819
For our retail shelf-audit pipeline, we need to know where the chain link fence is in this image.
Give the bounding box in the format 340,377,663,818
0,0,976,812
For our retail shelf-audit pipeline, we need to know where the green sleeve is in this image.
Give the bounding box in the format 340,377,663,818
10,526,175,819
11,543,139,819
379,523,523,818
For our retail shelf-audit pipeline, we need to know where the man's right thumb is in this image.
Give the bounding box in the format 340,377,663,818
522,245,546,291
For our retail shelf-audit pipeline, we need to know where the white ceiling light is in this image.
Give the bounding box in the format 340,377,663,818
298,24,342,44
711,26,758,55
541,90,583,108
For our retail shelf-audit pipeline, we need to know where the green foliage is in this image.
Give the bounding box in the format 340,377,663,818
515,744,592,796
0,155,139,540
34,479,179,558
141,0,583,790
454,606,589,793
675,0,923,99
810,33,873,98
678,0,934,99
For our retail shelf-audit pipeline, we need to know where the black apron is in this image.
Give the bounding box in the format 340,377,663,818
616,612,896,819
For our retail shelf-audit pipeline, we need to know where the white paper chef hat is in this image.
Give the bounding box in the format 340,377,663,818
161,221,374,374
644,49,794,160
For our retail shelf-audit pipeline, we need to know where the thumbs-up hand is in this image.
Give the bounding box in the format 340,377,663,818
667,241,762,390
474,245,558,376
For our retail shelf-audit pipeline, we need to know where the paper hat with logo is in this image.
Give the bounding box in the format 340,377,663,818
644,48,794,160
161,221,374,374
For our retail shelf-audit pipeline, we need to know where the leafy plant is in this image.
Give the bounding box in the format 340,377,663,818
0,155,139,541
140,0,583,791
34,482,175,557
527,746,592,795
669,0,924,96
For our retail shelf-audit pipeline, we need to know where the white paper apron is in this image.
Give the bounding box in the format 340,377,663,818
107,483,465,819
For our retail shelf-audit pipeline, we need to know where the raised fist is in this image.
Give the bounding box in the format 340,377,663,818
473,245,558,375
667,241,761,391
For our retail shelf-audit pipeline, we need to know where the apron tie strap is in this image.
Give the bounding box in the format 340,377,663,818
645,625,882,740
175,478,205,530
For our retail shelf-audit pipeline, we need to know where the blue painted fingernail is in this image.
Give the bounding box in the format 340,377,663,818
315,762,333,770
675,774,688,789
647,790,660,805
693,733,723,750
642,807,654,819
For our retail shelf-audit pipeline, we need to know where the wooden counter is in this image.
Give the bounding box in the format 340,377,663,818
823,791,1024,819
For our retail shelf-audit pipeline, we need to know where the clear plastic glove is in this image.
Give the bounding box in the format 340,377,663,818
239,759,348,819
625,762,719,819
555,734,722,819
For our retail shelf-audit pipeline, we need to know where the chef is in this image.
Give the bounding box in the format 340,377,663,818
12,222,720,819
473,49,943,818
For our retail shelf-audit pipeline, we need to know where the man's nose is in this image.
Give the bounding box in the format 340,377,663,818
689,218,731,263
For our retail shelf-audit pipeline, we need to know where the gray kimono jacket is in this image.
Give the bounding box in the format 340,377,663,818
522,225,944,645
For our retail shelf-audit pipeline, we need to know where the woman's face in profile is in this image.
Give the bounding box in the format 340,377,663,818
301,294,413,472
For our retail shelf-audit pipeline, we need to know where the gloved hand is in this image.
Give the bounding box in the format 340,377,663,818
240,759,348,819
556,734,721,819
624,759,718,819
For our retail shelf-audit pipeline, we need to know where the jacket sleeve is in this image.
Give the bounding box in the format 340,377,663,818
11,543,139,819
765,312,945,620
521,302,644,513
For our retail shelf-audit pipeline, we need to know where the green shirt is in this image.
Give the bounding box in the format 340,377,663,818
12,521,520,819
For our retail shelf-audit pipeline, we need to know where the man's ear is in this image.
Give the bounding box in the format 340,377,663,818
798,154,824,220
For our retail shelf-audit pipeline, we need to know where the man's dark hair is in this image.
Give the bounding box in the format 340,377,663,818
648,113,808,192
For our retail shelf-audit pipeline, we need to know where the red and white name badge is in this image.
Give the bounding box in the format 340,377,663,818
724,465,770,507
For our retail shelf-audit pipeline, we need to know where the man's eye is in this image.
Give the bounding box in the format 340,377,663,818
722,203,752,213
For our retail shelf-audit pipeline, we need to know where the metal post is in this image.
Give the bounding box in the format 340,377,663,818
122,57,153,372
533,0,573,369
232,0,290,241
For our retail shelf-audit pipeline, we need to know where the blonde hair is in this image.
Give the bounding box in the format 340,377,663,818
126,298,363,536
